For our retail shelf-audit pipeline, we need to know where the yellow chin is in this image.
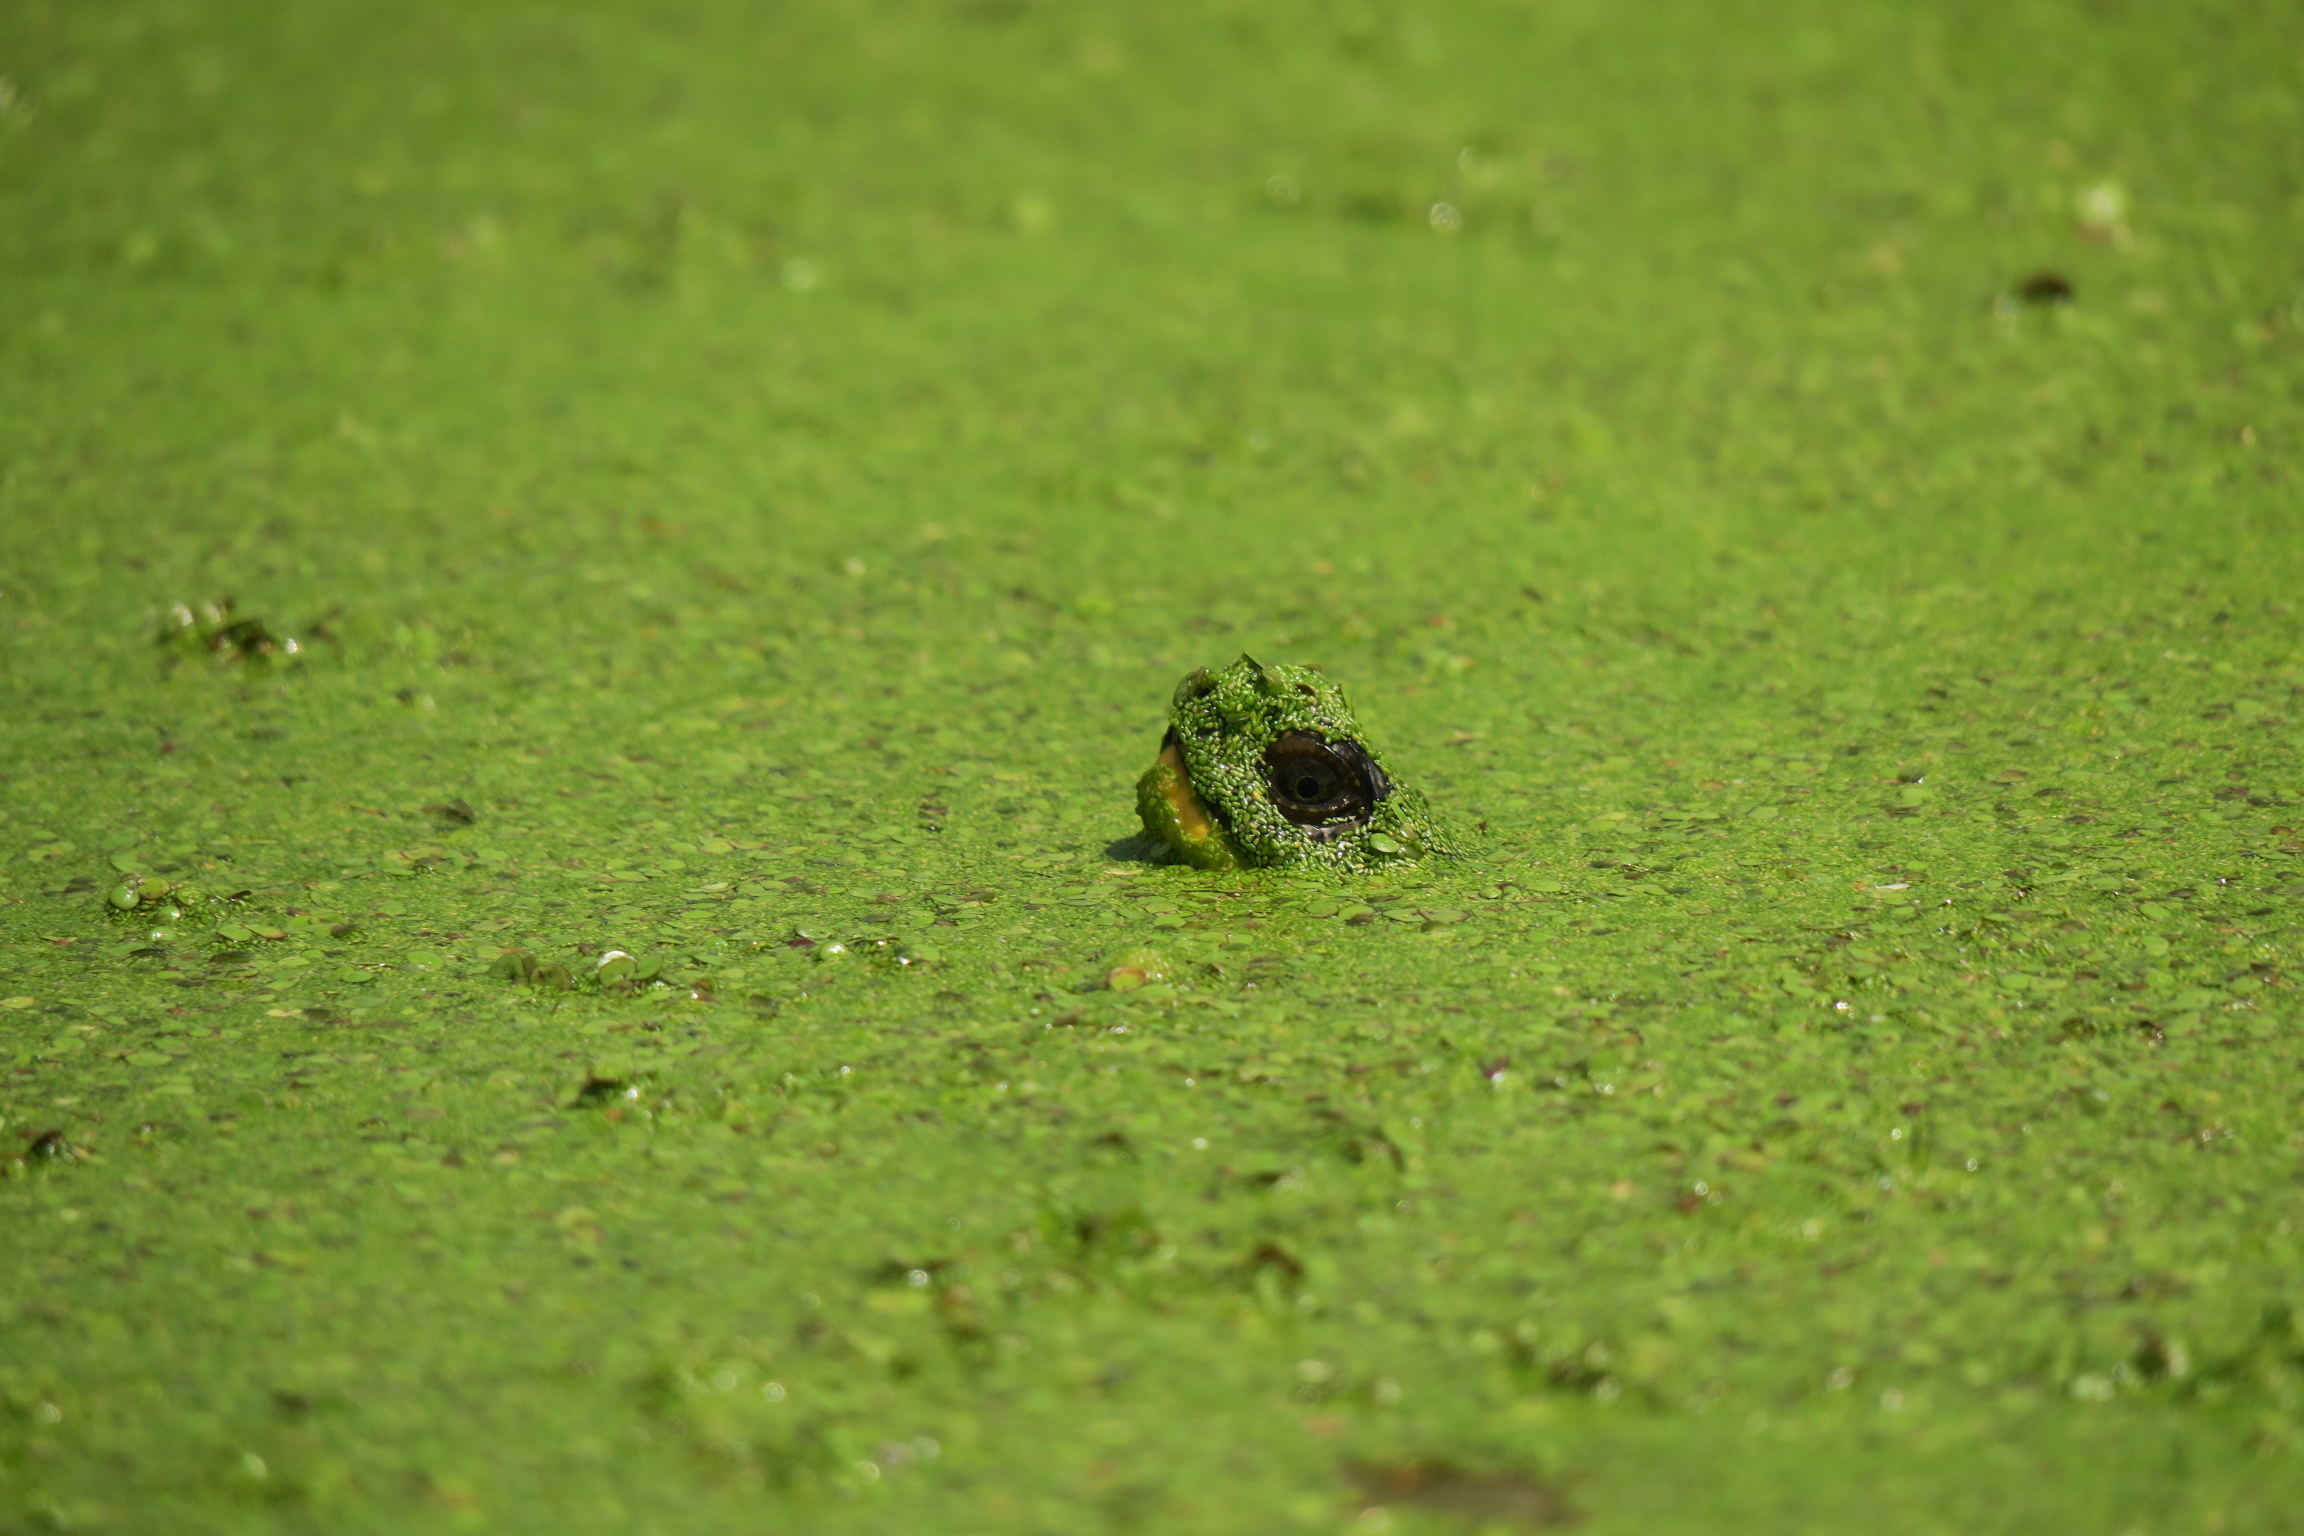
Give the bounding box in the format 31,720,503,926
1134,743,1244,870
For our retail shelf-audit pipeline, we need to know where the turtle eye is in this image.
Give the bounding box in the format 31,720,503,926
1262,732,1386,829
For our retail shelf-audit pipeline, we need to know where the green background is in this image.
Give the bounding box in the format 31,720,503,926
4,0,2303,1529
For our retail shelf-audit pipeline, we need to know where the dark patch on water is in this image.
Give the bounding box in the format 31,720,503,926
157,598,298,665
1239,1240,1304,1282
1103,832,1161,863
1345,1460,1577,1529
573,1074,631,1106
25,1129,81,1162
2015,270,2074,304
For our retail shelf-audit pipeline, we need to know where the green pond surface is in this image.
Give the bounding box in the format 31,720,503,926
5,0,2304,1529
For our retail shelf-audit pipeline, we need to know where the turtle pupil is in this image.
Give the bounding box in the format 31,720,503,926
1293,772,1327,800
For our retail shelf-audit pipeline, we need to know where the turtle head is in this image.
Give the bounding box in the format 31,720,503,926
1133,655,1449,872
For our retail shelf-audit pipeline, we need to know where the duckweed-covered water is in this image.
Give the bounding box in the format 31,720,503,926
4,1,2303,1530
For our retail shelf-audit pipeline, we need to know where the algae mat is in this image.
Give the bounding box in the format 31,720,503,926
4,0,2304,1530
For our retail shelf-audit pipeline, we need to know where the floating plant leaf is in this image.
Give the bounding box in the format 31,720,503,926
488,950,537,982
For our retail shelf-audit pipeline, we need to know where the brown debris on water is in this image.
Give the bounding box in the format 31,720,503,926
2014,270,2074,305
1345,1460,1577,1530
